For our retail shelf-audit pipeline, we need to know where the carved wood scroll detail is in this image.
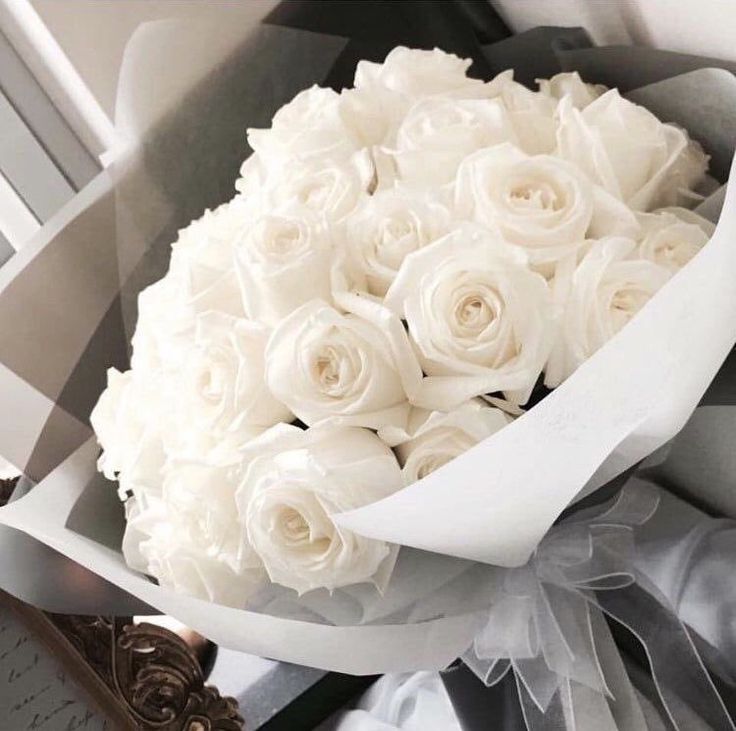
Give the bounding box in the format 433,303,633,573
49,613,244,730
0,478,243,730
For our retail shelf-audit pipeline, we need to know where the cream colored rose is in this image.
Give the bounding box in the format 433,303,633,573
236,424,403,594
132,199,251,372
91,368,165,480
234,213,334,325
344,190,451,297
545,237,672,386
455,144,638,271
636,207,714,271
393,97,517,185
167,197,250,317
381,399,512,483
265,300,420,430
123,461,265,607
537,71,606,109
165,311,289,462
354,46,486,100
384,225,554,407
556,91,709,210
263,153,373,224
247,85,360,167
499,77,558,155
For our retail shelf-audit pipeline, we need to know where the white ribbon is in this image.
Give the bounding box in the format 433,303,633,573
461,485,734,731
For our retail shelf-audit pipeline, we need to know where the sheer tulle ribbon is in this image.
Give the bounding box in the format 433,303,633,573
462,485,734,730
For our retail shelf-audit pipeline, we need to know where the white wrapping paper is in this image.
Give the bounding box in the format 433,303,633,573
0,15,734,675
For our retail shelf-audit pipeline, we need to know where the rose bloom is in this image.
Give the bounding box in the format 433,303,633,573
497,75,558,155
384,225,554,408
455,143,639,272
381,399,512,484
91,368,166,480
545,236,673,386
345,46,498,148
537,71,606,109
344,189,451,297
635,207,714,272
164,311,290,462
131,198,252,372
234,211,335,325
260,152,374,225
235,424,403,594
354,46,487,101
247,85,361,167
265,300,420,430
556,90,708,211
123,461,265,608
393,96,517,185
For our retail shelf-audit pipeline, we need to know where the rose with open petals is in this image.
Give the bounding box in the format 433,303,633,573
123,461,265,607
393,97,517,185
556,91,708,211
545,237,672,386
236,424,403,594
131,199,252,372
234,212,335,325
91,368,166,480
247,85,360,167
164,312,289,462
344,190,451,297
262,153,373,225
355,46,486,100
537,71,606,109
498,77,558,155
455,143,639,271
381,399,512,483
635,207,714,272
384,225,554,407
265,300,420,430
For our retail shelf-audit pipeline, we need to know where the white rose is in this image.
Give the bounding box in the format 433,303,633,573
384,225,554,407
393,97,517,185
354,46,485,100
265,300,420,430
545,237,672,386
556,91,709,210
344,189,451,297
263,152,373,224
131,199,251,371
166,311,289,462
168,198,250,316
91,368,165,480
123,461,265,607
344,54,506,149
537,71,606,109
381,399,511,483
499,78,558,155
236,424,403,594
636,207,714,272
455,143,638,271
234,213,335,325
247,85,360,167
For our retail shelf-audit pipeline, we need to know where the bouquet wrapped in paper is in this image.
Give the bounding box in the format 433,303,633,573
0,2,735,728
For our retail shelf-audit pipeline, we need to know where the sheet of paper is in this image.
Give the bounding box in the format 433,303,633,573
0,604,109,731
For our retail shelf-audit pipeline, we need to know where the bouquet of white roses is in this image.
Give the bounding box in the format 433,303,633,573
90,46,716,604
0,9,735,729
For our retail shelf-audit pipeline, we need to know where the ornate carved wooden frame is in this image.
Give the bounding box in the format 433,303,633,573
0,478,244,730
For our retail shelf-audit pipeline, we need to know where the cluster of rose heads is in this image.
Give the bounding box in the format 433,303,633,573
92,47,713,606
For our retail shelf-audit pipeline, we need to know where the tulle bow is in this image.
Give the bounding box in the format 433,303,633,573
462,484,734,731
